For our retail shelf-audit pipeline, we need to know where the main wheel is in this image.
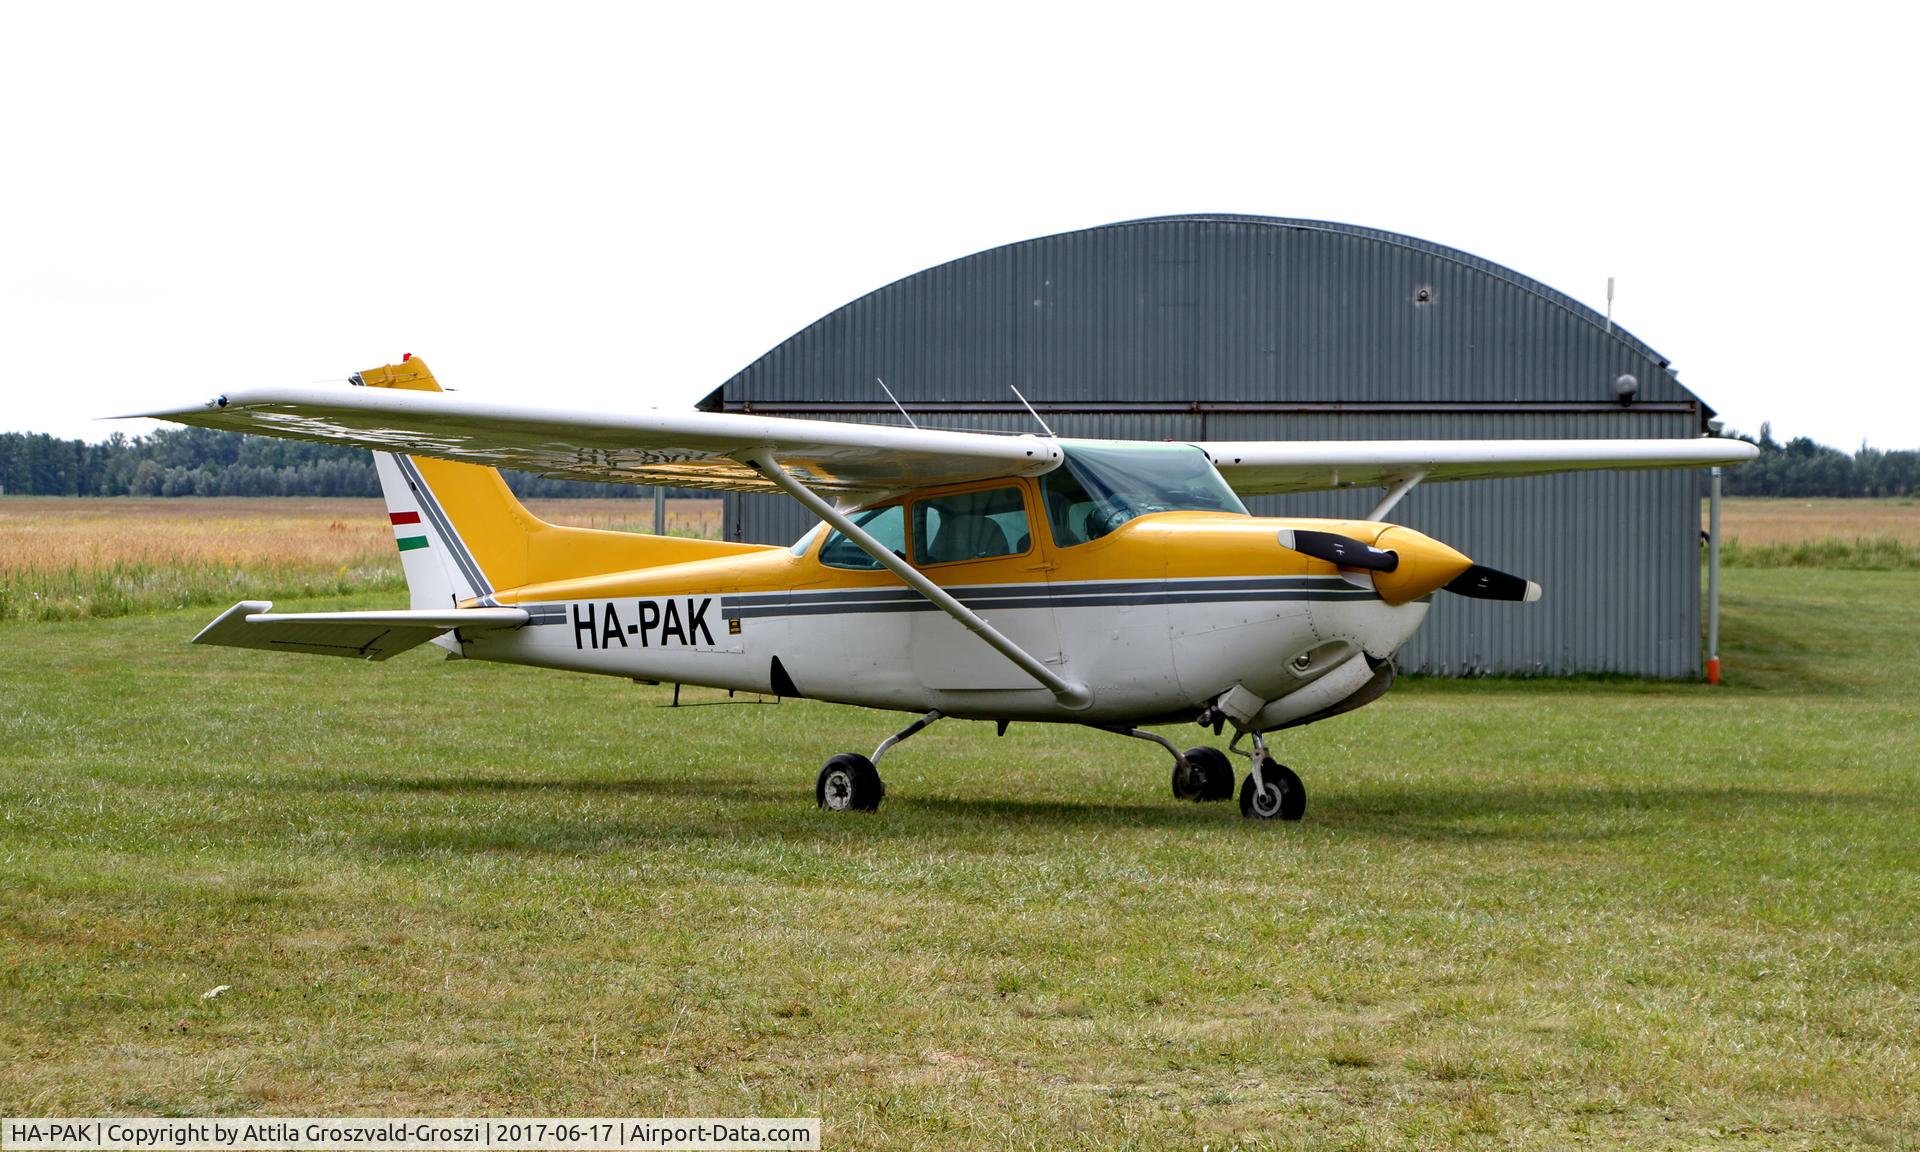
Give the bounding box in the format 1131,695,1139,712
1173,746,1235,802
816,753,885,812
1239,759,1306,821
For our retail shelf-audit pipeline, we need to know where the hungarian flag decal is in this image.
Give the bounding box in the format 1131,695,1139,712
390,510,428,551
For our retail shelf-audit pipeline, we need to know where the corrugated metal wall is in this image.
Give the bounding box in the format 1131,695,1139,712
717,216,1711,677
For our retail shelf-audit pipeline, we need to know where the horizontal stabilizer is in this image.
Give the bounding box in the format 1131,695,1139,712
192,600,529,661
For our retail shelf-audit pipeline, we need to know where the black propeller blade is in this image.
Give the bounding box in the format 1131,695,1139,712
1276,528,1398,572
1444,564,1543,602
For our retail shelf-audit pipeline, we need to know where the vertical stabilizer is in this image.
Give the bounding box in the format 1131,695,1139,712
372,450,491,609
356,355,766,609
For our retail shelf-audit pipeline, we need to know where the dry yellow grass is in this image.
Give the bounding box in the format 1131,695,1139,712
0,497,722,574
1712,496,1920,546
0,497,722,622
1,498,400,575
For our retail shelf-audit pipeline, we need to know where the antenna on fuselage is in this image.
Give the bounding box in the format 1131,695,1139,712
1009,384,1055,437
875,377,919,429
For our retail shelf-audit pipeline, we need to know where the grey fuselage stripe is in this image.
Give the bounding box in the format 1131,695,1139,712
393,455,495,600
723,575,1350,607
724,588,1375,620
509,576,1378,626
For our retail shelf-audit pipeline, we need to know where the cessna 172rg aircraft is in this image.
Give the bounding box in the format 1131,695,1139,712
133,356,1756,820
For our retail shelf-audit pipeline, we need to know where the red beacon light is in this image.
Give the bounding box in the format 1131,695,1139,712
401,352,412,362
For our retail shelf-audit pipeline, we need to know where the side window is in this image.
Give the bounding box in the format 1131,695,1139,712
913,486,1030,565
819,504,906,570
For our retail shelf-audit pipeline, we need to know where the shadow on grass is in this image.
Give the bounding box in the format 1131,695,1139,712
319,772,1902,857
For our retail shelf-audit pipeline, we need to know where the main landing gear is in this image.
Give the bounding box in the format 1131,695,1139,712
816,709,943,813
815,752,884,812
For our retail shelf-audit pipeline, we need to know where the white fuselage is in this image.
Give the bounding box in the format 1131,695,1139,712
455,575,1432,728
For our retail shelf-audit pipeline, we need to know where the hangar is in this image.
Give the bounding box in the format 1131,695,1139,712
708,215,1719,677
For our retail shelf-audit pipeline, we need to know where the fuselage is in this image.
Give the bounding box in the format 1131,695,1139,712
453,470,1442,727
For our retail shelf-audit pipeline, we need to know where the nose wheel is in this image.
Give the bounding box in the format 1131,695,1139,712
1240,756,1306,820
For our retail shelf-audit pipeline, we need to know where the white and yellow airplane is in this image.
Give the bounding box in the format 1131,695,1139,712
133,356,1756,820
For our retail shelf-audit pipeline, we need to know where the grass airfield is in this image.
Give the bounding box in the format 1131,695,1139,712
2,515,1917,1148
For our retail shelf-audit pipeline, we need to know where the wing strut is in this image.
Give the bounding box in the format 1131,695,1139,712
744,450,1093,711
1365,471,1427,522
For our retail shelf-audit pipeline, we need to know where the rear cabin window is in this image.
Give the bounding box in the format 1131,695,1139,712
913,487,1030,565
819,504,907,569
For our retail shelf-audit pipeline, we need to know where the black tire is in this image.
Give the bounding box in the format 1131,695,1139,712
816,753,884,812
1238,759,1306,821
1173,746,1235,802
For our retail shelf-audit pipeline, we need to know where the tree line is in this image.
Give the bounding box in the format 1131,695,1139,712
0,426,696,499
1720,425,1917,498
2,422,1914,500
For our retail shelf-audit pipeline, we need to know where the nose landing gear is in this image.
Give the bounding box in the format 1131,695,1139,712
1233,731,1307,821
1239,759,1305,820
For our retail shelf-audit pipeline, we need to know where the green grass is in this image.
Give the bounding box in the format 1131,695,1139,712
0,560,406,623
1721,536,1920,570
2,568,1916,1149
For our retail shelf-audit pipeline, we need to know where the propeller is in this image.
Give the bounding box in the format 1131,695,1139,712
1277,526,1543,604
1444,564,1543,602
1275,528,1398,572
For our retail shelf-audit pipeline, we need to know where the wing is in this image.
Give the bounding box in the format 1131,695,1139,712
1197,438,1759,495
193,601,530,661
129,384,1062,494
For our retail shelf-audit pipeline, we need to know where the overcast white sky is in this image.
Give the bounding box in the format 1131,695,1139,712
3,2,1913,450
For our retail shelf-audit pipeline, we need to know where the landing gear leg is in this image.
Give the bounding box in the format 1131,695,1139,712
1232,731,1306,821
1109,728,1235,803
816,710,943,813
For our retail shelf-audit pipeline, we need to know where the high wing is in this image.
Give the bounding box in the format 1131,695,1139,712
1197,438,1759,496
193,600,531,660
128,380,1755,499
130,384,1062,495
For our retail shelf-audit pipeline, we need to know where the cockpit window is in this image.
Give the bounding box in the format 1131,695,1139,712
1041,442,1247,548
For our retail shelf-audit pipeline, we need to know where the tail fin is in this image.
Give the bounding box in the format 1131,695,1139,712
358,355,762,608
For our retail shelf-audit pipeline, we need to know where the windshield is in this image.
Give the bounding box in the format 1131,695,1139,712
1040,442,1247,547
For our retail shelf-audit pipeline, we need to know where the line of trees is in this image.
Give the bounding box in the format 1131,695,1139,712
2,422,1914,499
0,426,689,499
1721,425,1917,498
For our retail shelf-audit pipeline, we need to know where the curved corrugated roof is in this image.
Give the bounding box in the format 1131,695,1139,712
718,213,1701,411
1121,214,1672,367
